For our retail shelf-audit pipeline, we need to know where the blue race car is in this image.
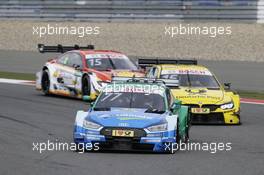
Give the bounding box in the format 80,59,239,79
73,78,190,153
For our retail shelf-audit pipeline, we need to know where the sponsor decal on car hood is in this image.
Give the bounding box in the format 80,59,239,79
88,108,167,128
111,70,144,77
97,70,144,81
172,87,229,105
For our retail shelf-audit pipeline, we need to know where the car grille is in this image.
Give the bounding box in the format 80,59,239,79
187,104,220,112
201,105,220,111
100,127,147,138
96,128,153,151
191,113,225,124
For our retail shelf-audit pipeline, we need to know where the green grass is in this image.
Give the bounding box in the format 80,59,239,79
0,71,35,81
0,71,264,100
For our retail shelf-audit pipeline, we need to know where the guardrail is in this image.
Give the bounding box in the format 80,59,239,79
0,0,263,22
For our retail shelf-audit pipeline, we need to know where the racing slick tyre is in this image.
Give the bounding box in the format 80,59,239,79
176,121,180,148
82,75,91,97
182,110,191,143
238,114,242,125
41,69,50,95
182,126,190,143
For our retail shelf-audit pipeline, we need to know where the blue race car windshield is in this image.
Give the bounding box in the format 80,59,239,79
160,74,220,89
94,92,166,112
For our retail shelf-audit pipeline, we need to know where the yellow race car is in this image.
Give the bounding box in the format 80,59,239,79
139,59,240,125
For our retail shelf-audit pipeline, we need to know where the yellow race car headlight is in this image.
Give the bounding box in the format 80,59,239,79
220,102,234,110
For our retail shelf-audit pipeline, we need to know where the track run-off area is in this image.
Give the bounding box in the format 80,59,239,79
0,83,264,175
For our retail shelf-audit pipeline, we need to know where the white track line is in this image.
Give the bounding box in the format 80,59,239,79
240,101,264,105
0,78,35,86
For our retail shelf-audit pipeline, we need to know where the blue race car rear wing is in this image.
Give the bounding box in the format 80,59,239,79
38,44,95,53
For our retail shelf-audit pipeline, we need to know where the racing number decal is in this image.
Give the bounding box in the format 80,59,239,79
88,58,102,66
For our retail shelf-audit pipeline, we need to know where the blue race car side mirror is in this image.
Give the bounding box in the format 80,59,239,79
171,99,182,110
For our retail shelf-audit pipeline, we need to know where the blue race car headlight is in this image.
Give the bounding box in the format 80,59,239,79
83,120,101,130
220,101,234,110
147,123,167,132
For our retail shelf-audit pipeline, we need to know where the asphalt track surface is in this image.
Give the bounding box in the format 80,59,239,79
0,50,264,91
0,83,264,175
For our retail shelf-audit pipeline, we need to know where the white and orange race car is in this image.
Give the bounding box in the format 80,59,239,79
36,44,144,100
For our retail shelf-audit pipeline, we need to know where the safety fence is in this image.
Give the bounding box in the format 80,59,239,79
0,0,263,22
